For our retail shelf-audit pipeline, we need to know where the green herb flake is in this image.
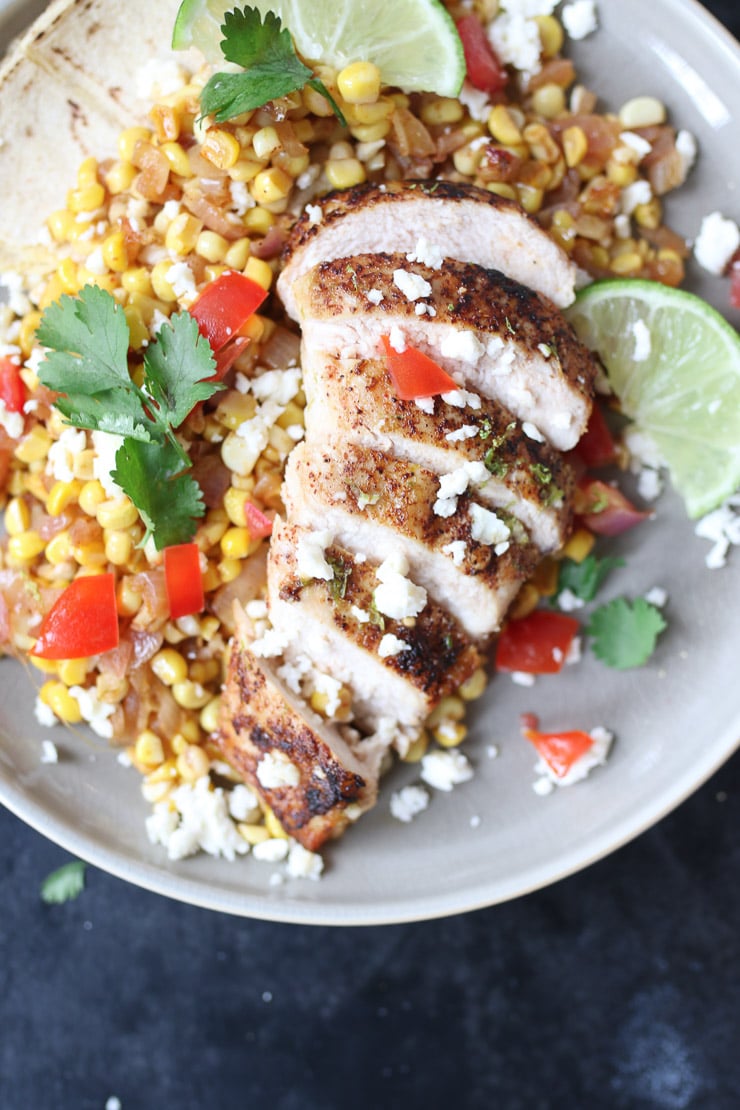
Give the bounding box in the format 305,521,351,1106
41,860,87,905
530,462,553,486
557,554,625,603
326,555,351,602
199,6,345,125
504,316,516,336
36,286,221,550
586,597,666,670
368,599,386,632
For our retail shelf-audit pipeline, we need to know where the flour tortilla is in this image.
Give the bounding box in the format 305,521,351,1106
0,0,196,271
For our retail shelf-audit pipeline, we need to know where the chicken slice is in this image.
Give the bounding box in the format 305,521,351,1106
278,180,577,315
282,442,538,640
267,519,482,734
301,351,574,552
293,254,595,450
218,607,384,850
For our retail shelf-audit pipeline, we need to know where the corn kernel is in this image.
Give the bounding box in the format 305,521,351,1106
102,231,129,272
14,426,52,464
337,61,381,104
302,82,338,117
46,480,82,518
151,648,188,686
29,656,58,676
563,125,588,168
508,582,540,620
531,557,559,596
561,527,595,563
535,14,564,57
150,104,181,143
217,557,242,584
351,98,394,124
118,126,152,162
251,125,281,160
634,197,662,229
47,209,76,243
610,251,643,275
165,212,203,256
224,238,251,270
250,166,293,205
72,539,107,568
58,658,90,687
4,497,30,536
160,141,191,178
606,160,638,188
57,257,81,295
199,696,222,735
453,144,485,177
45,530,72,566
150,260,178,302
618,95,666,129
172,680,211,710
532,83,566,119
39,681,83,724
96,497,139,531
488,105,523,146
420,97,464,126
486,182,518,201
195,230,230,264
228,158,263,184
136,729,166,767
76,157,99,189
264,807,288,839
104,530,133,566
458,668,487,702
78,480,106,516
7,531,46,561
67,183,105,214
243,255,273,290
434,720,468,748
244,207,275,235
116,577,143,617
518,183,544,213
105,160,137,195
400,731,430,763
121,268,153,298
176,743,211,781
426,696,465,729
201,128,242,170
238,823,271,845
123,305,150,350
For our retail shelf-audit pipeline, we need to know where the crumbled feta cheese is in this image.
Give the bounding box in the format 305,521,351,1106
441,540,467,566
414,302,437,317
420,749,474,792
415,395,435,414
631,318,652,362
85,246,106,275
388,325,407,353
469,503,511,547
535,726,613,787
675,130,697,178
245,599,268,620
433,460,489,517
393,268,433,301
366,288,384,305
439,330,485,364
486,744,499,759
406,237,444,269
256,751,301,789
644,586,668,608
619,131,652,160
558,587,585,612
351,605,371,623
296,529,335,581
46,427,86,482
624,426,666,472
522,421,545,443
305,203,323,226
40,739,58,764
378,633,408,658
105,1097,122,1110
620,179,653,215
445,424,479,443
0,401,23,439
228,783,261,822
488,7,548,74
694,211,740,275
286,841,324,880
390,784,430,823
614,213,632,240
34,696,58,728
165,261,197,301
458,81,492,122
565,635,582,665
694,498,740,568
312,671,343,717
249,626,293,658
373,553,427,619
146,776,248,861
636,466,663,502
441,388,482,410
69,685,115,739
0,271,32,316
561,0,598,40
276,652,312,694
253,837,290,863
511,671,536,686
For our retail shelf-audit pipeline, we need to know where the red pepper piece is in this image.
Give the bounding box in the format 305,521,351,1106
573,401,617,468
31,573,119,660
380,335,459,399
244,501,273,539
189,271,268,353
164,542,205,620
0,357,26,414
495,610,580,674
730,250,740,310
522,727,594,778
456,15,508,94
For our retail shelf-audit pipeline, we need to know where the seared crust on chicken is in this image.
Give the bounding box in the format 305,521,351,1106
278,180,577,315
301,351,574,552
283,442,538,640
218,609,384,850
293,253,595,450
268,520,482,731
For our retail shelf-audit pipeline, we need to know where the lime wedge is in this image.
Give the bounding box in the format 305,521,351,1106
172,0,465,97
566,279,740,519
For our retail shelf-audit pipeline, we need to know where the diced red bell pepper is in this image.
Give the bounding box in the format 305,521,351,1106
522,726,594,778
575,477,650,536
573,401,617,469
31,573,119,660
730,250,740,310
380,335,458,399
164,542,204,620
213,335,250,381
189,271,268,353
456,14,508,94
0,357,26,414
244,501,273,539
495,610,580,674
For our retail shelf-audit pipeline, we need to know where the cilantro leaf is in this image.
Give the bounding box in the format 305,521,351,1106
113,439,206,548
557,554,625,603
586,597,666,669
144,312,219,433
40,860,87,904
37,286,131,394
199,6,345,125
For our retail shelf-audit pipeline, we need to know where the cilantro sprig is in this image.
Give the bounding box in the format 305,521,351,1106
41,860,87,904
557,554,625,604
37,285,222,550
586,597,667,670
200,7,346,125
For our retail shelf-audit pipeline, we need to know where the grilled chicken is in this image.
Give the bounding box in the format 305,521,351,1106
278,180,577,315
267,519,482,733
301,351,574,552
282,441,538,640
292,254,595,450
218,607,385,850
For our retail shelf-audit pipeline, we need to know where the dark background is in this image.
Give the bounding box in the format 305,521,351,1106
3,4,740,1108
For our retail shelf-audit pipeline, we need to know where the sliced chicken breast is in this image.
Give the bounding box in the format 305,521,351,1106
267,520,482,733
282,442,538,640
301,351,574,552
293,254,595,450
219,608,384,850
278,180,577,315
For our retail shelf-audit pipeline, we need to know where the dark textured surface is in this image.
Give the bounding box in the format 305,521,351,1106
3,4,740,1109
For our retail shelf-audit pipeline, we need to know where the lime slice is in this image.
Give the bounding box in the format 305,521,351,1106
172,0,465,97
566,279,740,519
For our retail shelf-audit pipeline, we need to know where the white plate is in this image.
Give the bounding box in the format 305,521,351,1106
1,0,739,924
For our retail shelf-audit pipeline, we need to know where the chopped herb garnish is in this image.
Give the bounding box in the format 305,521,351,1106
326,555,351,601
199,6,345,125
504,316,516,336
586,597,666,669
482,420,516,474
36,285,221,549
557,554,625,603
478,418,492,441
530,462,553,486
484,450,509,478
368,599,386,632
41,860,87,904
